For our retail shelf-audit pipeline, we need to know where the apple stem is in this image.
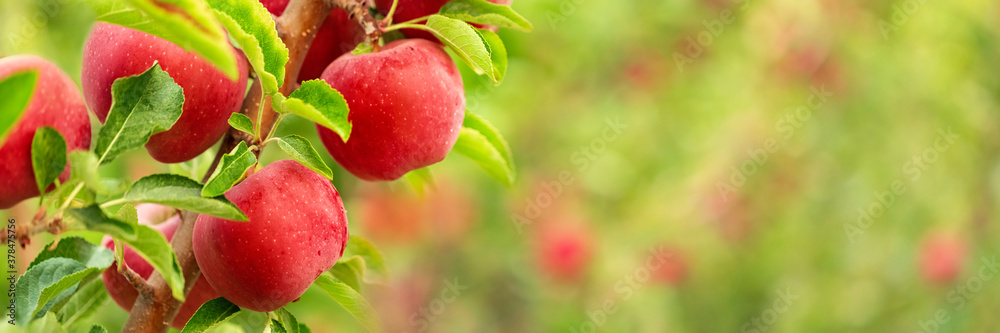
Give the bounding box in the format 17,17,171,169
383,0,401,26
382,14,434,32
120,0,336,331
98,198,127,209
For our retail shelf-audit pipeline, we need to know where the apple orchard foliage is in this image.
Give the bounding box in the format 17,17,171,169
0,0,530,331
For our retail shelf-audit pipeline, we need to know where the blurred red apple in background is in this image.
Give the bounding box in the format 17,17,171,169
919,232,968,285
359,185,428,243
358,179,477,244
535,222,593,283
650,246,688,286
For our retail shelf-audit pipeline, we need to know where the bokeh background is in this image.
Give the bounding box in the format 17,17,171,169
4,0,1000,332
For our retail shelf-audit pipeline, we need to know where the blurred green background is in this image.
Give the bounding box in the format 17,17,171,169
4,0,1000,332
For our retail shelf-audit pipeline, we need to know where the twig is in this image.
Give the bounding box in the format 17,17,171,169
119,262,155,297
330,0,383,50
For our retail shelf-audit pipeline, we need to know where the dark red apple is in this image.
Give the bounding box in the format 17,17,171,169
0,55,91,209
259,0,365,81
375,0,513,41
82,22,249,163
192,160,349,312
102,208,219,329
317,39,464,181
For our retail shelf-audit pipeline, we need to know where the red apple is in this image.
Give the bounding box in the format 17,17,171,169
259,0,365,81
192,160,349,312
82,23,249,163
0,55,91,209
102,209,219,330
317,39,464,181
919,233,967,285
374,0,513,41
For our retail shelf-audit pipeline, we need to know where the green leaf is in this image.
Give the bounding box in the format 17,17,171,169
329,257,364,292
167,149,216,180
202,141,257,197
298,324,312,333
27,312,67,333
69,151,127,195
228,113,255,136
439,0,533,32
423,15,496,83
66,205,137,240
54,278,108,327
229,311,269,333
179,297,242,333
478,29,508,84
116,203,139,225
279,80,352,142
270,320,288,333
64,205,186,301
120,225,187,301
94,63,184,164
313,273,383,333
403,167,435,196
207,0,288,95
124,174,248,221
274,308,300,333
0,70,38,140
27,237,114,272
276,135,333,180
351,41,373,55
33,267,105,321
451,111,515,186
15,258,86,325
31,126,67,195
85,0,240,79
342,236,389,284
88,325,109,333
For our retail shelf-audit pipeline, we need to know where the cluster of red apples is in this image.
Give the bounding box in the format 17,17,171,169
0,0,509,327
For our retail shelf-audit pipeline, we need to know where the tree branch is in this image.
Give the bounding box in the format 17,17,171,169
332,0,383,49
121,0,342,331
119,262,155,297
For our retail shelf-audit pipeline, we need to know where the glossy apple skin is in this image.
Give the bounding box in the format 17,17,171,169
317,39,464,181
102,211,219,330
192,160,349,312
374,0,512,40
0,55,91,209
260,0,365,82
82,22,249,163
